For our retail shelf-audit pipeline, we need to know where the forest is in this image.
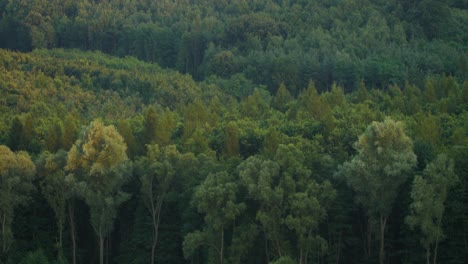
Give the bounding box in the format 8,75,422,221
0,0,467,264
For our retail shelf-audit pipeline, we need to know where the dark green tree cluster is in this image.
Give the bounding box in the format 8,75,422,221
0,0,466,93
0,47,466,264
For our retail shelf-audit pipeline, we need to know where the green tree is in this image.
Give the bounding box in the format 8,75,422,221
65,120,131,264
224,122,240,157
406,154,457,264
183,171,245,264
141,106,159,147
137,144,190,264
238,144,335,263
156,110,176,147
272,83,293,113
0,145,35,261
285,180,335,264
62,113,78,151
8,116,23,151
238,155,283,259
336,118,416,264
116,119,138,159
36,150,69,264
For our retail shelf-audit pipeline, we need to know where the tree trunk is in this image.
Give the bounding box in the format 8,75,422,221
151,198,163,264
379,215,387,264
367,215,373,259
68,204,76,264
2,212,6,254
335,230,343,264
275,239,282,257
433,240,439,264
263,230,269,264
220,229,224,264
106,235,110,264
299,248,303,264
58,218,64,263
99,234,104,264
426,246,430,264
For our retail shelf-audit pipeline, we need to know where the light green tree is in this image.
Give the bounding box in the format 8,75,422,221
66,120,131,264
336,118,416,264
0,145,35,261
406,154,457,264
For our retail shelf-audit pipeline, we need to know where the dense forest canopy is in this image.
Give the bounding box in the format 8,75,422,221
0,0,466,92
0,0,467,264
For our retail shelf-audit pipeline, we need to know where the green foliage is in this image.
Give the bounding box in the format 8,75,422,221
18,248,50,264
65,120,131,264
406,154,458,263
36,150,69,263
0,145,35,260
184,171,245,263
336,118,417,264
338,118,417,217
0,2,466,262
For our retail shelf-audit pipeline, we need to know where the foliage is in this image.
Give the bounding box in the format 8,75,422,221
0,2,466,262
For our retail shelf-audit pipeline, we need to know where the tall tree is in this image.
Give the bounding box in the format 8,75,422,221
183,171,245,264
0,145,35,262
238,155,283,260
137,144,192,264
406,154,457,264
238,144,335,263
336,118,416,264
36,150,67,263
66,120,131,264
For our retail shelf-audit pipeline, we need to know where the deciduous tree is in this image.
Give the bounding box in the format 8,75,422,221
66,120,131,264
0,145,35,261
336,118,416,264
406,154,457,264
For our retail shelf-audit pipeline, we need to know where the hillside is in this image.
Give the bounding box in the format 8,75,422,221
0,1,467,264
0,0,466,93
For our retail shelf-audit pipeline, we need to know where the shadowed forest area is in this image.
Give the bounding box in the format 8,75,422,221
0,0,467,264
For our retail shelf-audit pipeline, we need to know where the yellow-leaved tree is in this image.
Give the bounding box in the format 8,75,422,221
66,120,131,264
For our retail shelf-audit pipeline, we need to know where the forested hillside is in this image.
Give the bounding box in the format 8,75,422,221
0,1,467,264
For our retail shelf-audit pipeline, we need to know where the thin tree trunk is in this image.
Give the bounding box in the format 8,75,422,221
99,234,104,264
433,240,439,264
220,229,224,264
426,246,430,264
151,197,164,264
264,230,269,264
2,212,6,254
58,218,64,263
367,215,373,258
336,230,343,264
299,248,303,264
106,235,110,264
68,204,76,264
275,239,282,257
379,215,387,264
